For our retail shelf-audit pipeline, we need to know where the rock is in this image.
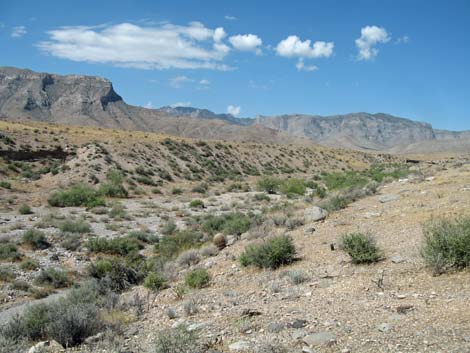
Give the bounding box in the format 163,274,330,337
304,207,328,222
396,304,414,314
226,235,237,246
303,332,337,346
187,322,207,331
229,340,251,351
289,319,308,328
377,323,391,332
390,255,404,264
302,347,316,353
364,212,381,219
267,322,285,333
28,340,63,353
304,226,316,236
292,329,307,340
84,332,104,344
379,194,400,203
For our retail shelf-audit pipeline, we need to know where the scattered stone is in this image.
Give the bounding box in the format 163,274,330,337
187,322,207,331
390,255,404,264
28,340,63,353
304,206,328,222
292,329,307,340
267,322,285,333
229,340,251,351
226,235,237,246
241,309,262,317
304,226,316,236
302,347,316,353
84,332,104,344
377,323,392,332
289,319,308,328
364,212,381,219
303,332,337,346
379,194,400,203
396,304,414,314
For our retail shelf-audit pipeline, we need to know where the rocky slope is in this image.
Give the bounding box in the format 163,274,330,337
1,66,469,153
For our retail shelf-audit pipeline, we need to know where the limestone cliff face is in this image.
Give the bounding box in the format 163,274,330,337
1,66,468,152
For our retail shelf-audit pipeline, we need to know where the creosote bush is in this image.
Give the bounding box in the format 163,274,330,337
48,184,105,208
189,199,205,209
34,267,70,288
0,243,21,261
59,219,92,234
18,204,33,215
143,272,167,291
185,268,211,289
341,232,382,264
421,217,470,274
240,235,296,269
22,228,50,250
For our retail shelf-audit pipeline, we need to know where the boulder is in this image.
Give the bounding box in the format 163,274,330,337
304,207,328,222
28,340,63,353
303,332,337,346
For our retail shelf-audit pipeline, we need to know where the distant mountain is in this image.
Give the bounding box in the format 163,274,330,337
1,66,469,153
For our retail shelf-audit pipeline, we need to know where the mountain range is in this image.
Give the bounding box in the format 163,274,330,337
1,66,469,154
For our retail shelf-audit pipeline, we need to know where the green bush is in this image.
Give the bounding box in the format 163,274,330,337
88,258,140,292
48,184,105,208
171,187,183,195
202,212,252,236
154,326,199,353
143,272,167,291
280,178,306,196
257,176,282,194
155,230,203,261
0,243,21,261
34,267,70,288
189,199,205,209
240,235,296,269
0,266,16,282
0,283,103,347
161,221,177,236
322,171,368,191
422,217,470,274
61,234,82,251
341,233,382,264
59,219,92,234
185,269,210,289
87,236,143,256
99,169,128,198
22,229,50,250
18,204,33,215
0,180,11,189
19,258,39,271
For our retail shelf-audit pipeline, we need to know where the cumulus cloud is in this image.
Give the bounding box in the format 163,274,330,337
227,105,241,116
37,22,234,70
276,35,334,58
229,34,262,54
355,25,390,60
296,58,318,72
170,101,192,108
11,26,27,38
169,75,193,88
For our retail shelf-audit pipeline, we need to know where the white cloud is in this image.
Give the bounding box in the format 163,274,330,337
276,35,334,58
296,58,318,72
224,15,237,21
11,26,27,38
169,75,193,88
199,79,210,85
227,105,241,116
170,101,192,108
355,25,390,60
395,35,409,44
144,101,154,109
229,34,262,54
37,22,235,70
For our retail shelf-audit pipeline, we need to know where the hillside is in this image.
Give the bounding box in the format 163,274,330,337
1,67,469,154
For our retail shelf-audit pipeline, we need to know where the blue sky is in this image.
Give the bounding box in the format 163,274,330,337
1,0,469,130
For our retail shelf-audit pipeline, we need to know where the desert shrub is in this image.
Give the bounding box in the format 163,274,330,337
199,244,218,257
254,193,271,202
421,217,470,274
34,267,70,288
185,268,210,289
240,235,296,269
143,272,167,291
280,178,306,196
108,202,128,219
22,229,50,249
61,234,82,251
161,221,177,236
155,230,203,261
257,176,282,194
177,249,200,267
87,236,142,256
0,180,11,189
322,171,368,191
0,243,21,261
0,266,16,282
319,194,350,212
59,219,91,234
0,284,103,347
171,187,183,195
99,169,128,198
18,204,32,215
9,280,31,292
202,212,252,236
48,184,104,208
282,269,308,285
88,258,140,292
189,199,204,209
341,232,382,264
191,183,207,194
128,230,158,244
19,258,38,271
154,326,200,353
